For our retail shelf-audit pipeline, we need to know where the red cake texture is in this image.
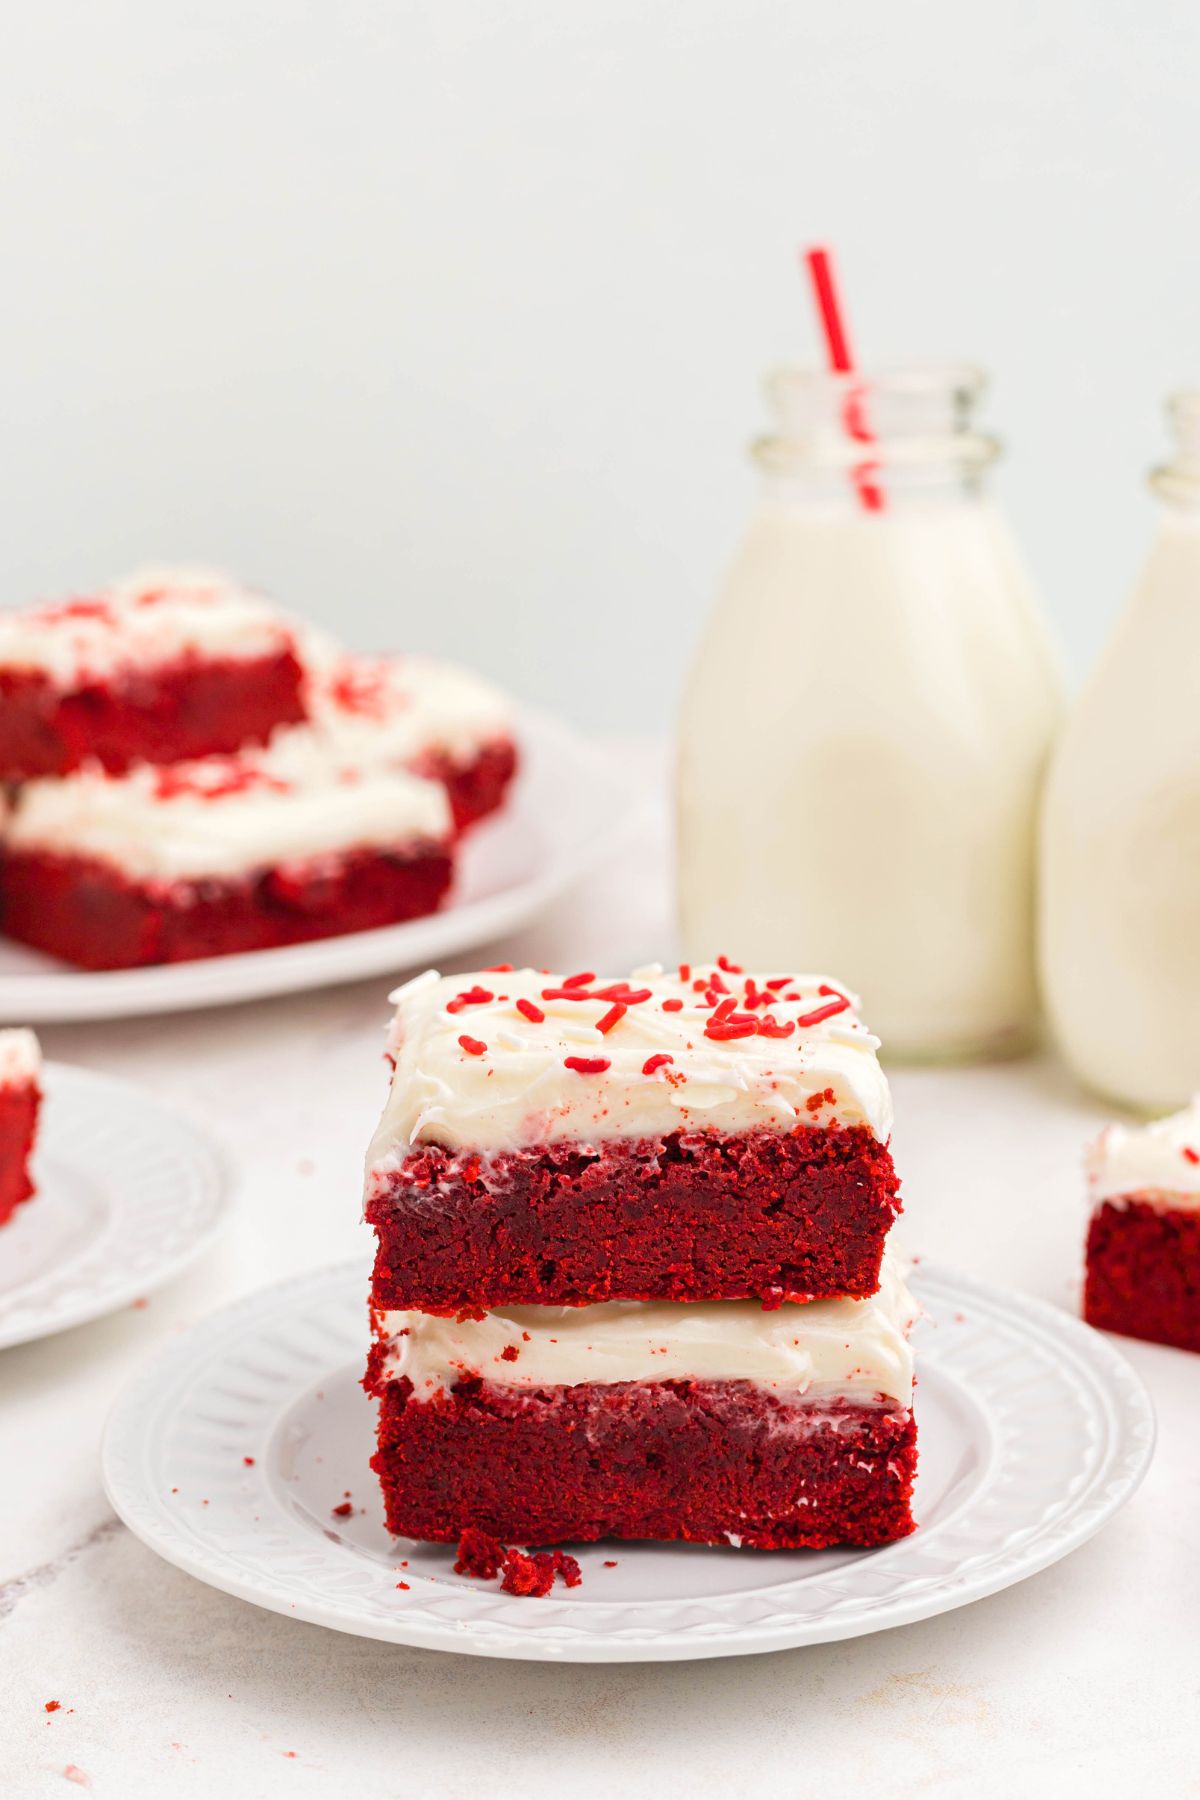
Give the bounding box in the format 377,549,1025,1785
415,739,517,833
0,845,452,970
1085,1199,1200,1354
367,1123,899,1312
0,1066,41,1227
0,650,306,781
368,1373,917,1551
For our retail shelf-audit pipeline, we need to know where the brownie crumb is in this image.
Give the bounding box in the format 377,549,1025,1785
331,1502,353,1518
454,1526,505,1580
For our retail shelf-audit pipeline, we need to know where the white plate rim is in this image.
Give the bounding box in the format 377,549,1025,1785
0,709,639,1023
101,1259,1156,1662
0,1061,231,1349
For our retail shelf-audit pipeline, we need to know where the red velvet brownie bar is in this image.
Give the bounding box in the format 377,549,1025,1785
0,568,308,779
2,753,453,969
1084,1100,1200,1353
0,1029,41,1226
294,652,517,831
366,1259,919,1549
366,963,899,1310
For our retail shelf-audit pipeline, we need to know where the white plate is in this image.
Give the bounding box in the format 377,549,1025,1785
0,710,636,1023
0,1062,229,1349
102,1260,1154,1663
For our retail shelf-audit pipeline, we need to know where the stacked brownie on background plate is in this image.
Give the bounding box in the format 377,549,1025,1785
0,568,517,969
363,959,919,1555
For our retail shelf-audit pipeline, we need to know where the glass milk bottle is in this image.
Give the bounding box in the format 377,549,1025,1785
677,366,1063,1060
1041,392,1200,1109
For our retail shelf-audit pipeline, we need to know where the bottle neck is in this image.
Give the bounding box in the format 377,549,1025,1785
1151,391,1200,513
752,364,1000,508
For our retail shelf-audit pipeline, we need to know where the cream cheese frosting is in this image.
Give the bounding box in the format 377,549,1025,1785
0,566,299,685
368,962,892,1164
6,756,451,882
1086,1098,1200,1212
0,1028,40,1086
377,1254,917,1406
275,651,514,775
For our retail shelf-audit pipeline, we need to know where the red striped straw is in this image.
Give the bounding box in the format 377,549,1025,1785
802,246,885,512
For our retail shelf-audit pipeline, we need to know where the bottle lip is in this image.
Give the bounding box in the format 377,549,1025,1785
756,361,999,476
765,360,988,400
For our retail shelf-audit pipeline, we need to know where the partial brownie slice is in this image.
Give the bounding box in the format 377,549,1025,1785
0,567,308,779
366,1258,919,1549
1084,1100,1200,1353
286,651,517,832
0,1029,41,1226
2,752,453,969
366,962,899,1310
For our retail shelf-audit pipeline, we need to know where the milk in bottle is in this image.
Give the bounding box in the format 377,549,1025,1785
1041,391,1200,1108
677,366,1062,1060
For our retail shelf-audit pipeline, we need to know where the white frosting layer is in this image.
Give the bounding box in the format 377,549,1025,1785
278,651,513,774
0,1028,40,1086
369,963,892,1163
377,1256,916,1406
0,567,298,685
7,755,451,882
1086,1098,1200,1213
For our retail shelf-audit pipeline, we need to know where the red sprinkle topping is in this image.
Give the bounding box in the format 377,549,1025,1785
707,971,730,994
705,1020,758,1041
794,997,851,1028
765,977,792,990
757,1017,796,1038
717,955,744,973
563,1055,611,1075
458,1035,487,1056
662,997,684,1012
595,1002,627,1035
643,1054,674,1075
710,997,737,1025
563,970,596,989
446,985,494,1013
515,997,545,1023
591,983,653,1004
485,963,514,972
541,987,597,1002
817,983,848,1000
1184,1147,1200,1165
678,962,691,982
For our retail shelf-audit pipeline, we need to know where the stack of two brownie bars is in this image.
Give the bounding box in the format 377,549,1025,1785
364,961,919,1552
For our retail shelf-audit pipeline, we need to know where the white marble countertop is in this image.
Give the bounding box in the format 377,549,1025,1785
3,771,1196,1799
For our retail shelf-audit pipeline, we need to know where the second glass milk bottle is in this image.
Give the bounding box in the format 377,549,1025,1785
1041,392,1200,1109
677,365,1063,1060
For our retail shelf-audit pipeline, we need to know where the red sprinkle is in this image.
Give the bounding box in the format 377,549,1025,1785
643,1054,674,1075
485,963,514,972
541,986,597,1002
794,997,851,1028
717,955,744,973
563,1055,611,1075
678,963,691,982
595,1002,627,1035
1184,1147,1200,1165
765,977,792,990
707,971,730,994
446,984,494,1013
563,970,596,989
515,998,545,1023
710,997,737,1025
662,997,684,1012
817,983,846,999
705,1020,758,1041
758,1017,796,1038
458,1035,487,1056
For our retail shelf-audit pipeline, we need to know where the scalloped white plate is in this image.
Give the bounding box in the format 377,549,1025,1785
101,1260,1154,1662
0,711,636,1023
0,1063,230,1348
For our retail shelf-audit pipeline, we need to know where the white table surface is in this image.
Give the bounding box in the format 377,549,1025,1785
2,768,1196,1800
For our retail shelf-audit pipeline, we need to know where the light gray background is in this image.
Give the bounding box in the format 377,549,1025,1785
3,3,1197,730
